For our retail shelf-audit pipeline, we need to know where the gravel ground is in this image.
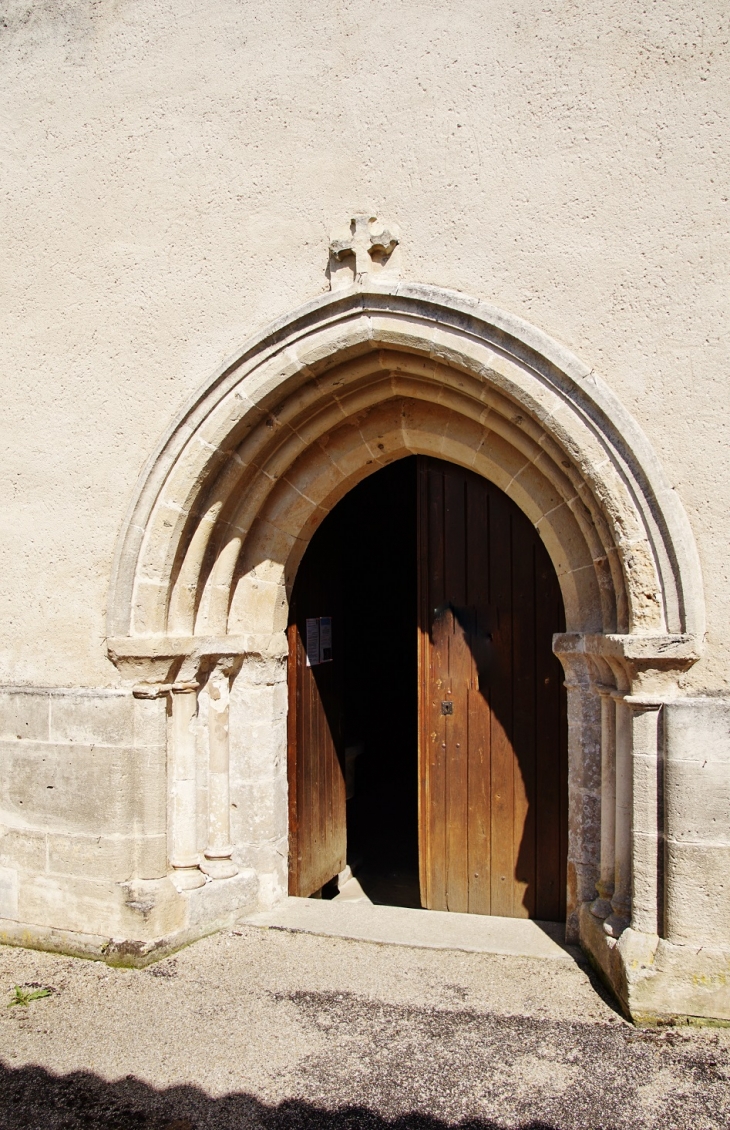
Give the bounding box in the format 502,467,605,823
0,926,728,1129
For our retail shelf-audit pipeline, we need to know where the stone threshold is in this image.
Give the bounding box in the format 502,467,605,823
240,897,577,961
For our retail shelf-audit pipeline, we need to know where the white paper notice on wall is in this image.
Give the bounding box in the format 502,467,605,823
319,616,332,662
305,616,333,666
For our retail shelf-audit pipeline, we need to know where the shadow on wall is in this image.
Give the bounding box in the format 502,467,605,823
0,1060,561,1130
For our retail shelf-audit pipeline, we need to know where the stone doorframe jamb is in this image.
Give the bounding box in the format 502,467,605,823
128,640,277,892
553,630,698,943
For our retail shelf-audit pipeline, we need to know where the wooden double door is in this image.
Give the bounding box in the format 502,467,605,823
288,456,567,920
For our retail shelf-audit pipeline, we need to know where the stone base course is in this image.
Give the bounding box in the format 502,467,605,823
0,870,257,968
580,904,730,1025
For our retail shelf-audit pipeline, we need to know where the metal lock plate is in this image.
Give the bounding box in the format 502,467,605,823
441,701,454,715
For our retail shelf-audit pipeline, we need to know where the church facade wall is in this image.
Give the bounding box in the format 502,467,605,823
1,0,729,1021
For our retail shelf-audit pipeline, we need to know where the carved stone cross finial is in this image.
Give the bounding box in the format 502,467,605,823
329,214,400,289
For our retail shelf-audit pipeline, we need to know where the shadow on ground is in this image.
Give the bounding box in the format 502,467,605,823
0,1061,558,1130
2,981,728,1129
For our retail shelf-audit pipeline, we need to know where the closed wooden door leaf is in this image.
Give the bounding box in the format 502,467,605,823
417,456,567,920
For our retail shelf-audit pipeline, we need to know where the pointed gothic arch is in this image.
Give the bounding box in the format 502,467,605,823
107,282,703,948
108,283,703,650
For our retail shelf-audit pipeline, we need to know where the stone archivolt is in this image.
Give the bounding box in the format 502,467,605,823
102,280,718,1021
108,282,703,655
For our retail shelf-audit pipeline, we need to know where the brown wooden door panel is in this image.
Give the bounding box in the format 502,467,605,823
287,520,346,898
418,456,567,921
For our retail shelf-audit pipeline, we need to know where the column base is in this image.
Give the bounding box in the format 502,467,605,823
201,857,238,880
171,865,206,891
580,901,730,1024
603,911,629,937
590,896,613,919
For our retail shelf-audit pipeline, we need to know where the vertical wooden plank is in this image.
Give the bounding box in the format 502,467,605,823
465,476,491,914
443,464,467,604
510,525,537,918
300,622,317,893
418,457,449,910
309,657,321,889
488,487,515,917
320,668,329,881
303,636,315,891
427,458,449,911
443,467,469,912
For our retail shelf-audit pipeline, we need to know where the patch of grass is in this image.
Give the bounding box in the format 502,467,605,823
7,984,53,1007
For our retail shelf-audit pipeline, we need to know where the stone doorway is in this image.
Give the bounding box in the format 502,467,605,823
287,455,568,919
106,282,705,1018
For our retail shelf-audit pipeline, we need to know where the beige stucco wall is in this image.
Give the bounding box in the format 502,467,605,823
2,2,730,1020
1,0,728,689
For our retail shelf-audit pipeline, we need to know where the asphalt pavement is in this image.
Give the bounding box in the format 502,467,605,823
0,925,727,1129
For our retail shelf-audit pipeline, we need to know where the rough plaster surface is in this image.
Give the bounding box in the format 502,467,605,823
0,929,729,1128
2,0,730,1028
1,0,728,688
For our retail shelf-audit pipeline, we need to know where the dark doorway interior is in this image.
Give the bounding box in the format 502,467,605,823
290,456,420,907
339,457,419,907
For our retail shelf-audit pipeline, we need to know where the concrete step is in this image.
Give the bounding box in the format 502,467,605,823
240,897,576,961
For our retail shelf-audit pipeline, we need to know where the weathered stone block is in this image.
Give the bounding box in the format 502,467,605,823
568,789,600,867
233,837,288,904
0,692,49,742
133,834,168,880
230,773,288,846
665,698,730,765
134,746,168,836
184,869,258,928
665,758,730,844
230,574,287,636
46,833,130,881
269,455,345,527
0,866,19,920
665,841,730,945
117,877,186,938
18,873,128,936
49,692,134,746
132,695,168,749
0,742,140,836
18,873,185,940
45,832,167,882
0,826,47,872
230,685,287,780
632,751,660,838
236,654,287,687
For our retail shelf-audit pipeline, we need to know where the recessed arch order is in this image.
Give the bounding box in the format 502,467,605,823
106,279,707,940
108,281,704,669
